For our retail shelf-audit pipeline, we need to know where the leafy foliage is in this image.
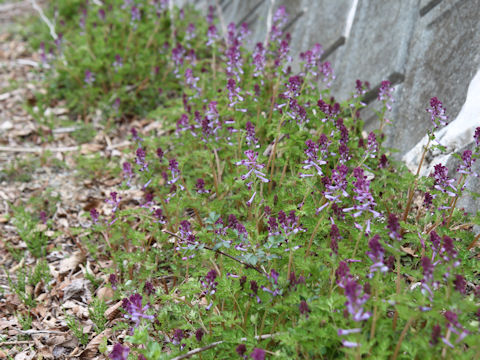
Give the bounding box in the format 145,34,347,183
31,1,480,359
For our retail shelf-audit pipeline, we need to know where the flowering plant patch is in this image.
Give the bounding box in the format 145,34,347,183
32,1,480,359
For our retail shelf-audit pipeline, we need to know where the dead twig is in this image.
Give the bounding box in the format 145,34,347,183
162,230,266,275
0,340,34,346
29,0,57,41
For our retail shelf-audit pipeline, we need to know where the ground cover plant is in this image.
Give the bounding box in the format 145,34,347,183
5,0,480,359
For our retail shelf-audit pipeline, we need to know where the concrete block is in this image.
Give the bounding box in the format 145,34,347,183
390,0,480,155
332,0,418,101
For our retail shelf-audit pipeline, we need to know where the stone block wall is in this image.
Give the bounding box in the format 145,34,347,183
178,0,480,212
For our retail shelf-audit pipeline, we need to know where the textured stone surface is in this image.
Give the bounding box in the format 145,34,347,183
287,0,352,60
332,0,418,101
390,0,480,155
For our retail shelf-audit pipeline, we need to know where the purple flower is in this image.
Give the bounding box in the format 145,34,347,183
90,208,99,224
122,293,154,327
39,211,47,224
343,168,380,219
299,300,310,317
144,281,155,296
378,80,394,111
185,68,200,94
109,274,118,290
195,178,210,194
245,121,259,148
84,70,95,85
474,127,480,147
344,279,371,322
201,269,218,296
366,235,388,277
420,256,437,299
98,8,106,21
250,348,265,360
367,132,378,157
252,43,266,77
299,43,323,76
236,344,247,356
457,150,477,178
206,5,215,24
110,344,129,360
300,139,327,178
186,23,196,41
319,61,335,87
454,275,466,294
172,329,184,345
171,43,185,74
168,158,181,186
335,261,351,288
113,55,123,71
354,79,370,98
131,6,141,24
236,150,269,183
195,328,204,342
321,164,349,206
431,164,456,196
206,25,218,46
443,311,468,347
135,147,148,172
430,324,442,346
226,78,244,107
123,162,133,185
379,154,389,169
424,192,434,208
386,213,402,241
427,97,448,128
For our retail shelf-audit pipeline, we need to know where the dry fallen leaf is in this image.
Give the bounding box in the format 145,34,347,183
97,286,114,302
78,328,112,359
400,246,418,257
59,251,86,275
104,301,123,321
63,279,92,302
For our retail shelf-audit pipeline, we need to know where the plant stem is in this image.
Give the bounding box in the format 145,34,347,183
392,255,402,331
402,137,431,223
391,317,414,360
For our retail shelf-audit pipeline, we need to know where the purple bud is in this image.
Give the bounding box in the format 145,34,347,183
250,348,265,360
430,324,442,346
109,344,130,360
144,281,155,296
454,274,466,294
90,208,99,223
236,344,247,356
195,328,204,342
299,300,310,317
427,97,448,128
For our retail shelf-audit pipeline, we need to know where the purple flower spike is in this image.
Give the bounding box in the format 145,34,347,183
366,235,388,277
431,164,456,196
110,344,129,360
195,328,204,342
299,300,310,317
430,324,442,346
250,348,266,360
122,293,154,327
84,70,95,85
378,80,394,111
427,97,448,128
90,208,99,224
236,343,247,356
236,150,269,183
474,127,480,147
